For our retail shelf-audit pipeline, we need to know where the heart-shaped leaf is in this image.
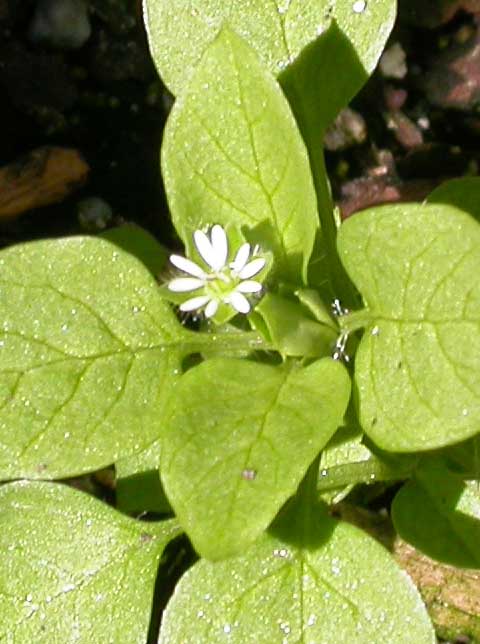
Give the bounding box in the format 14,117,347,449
158,500,435,643
162,28,318,284
427,177,480,223
0,236,185,479
338,203,480,452
392,458,480,568
161,357,350,559
0,481,181,641
143,0,396,100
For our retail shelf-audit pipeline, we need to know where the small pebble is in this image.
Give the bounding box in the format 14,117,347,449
29,0,91,50
77,197,113,231
380,43,407,79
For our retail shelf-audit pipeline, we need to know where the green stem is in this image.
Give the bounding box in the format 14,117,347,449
309,146,356,302
294,454,322,542
317,458,415,494
181,329,272,354
283,71,359,308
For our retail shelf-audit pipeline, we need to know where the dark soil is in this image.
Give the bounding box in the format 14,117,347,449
0,0,173,245
1,1,479,244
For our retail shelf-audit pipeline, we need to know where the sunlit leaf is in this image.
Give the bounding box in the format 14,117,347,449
162,28,318,283
0,237,186,479
144,0,396,102
338,203,480,451
427,177,480,223
158,499,434,643
161,357,350,559
0,481,181,642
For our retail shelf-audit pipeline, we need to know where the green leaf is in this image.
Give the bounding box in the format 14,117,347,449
392,459,480,568
427,177,480,223
318,424,369,503
296,287,338,328
441,434,480,478
0,236,186,479
162,28,318,283
318,424,415,502
0,481,181,642
251,292,337,357
338,203,480,452
158,501,435,643
100,225,168,276
280,5,396,139
161,357,350,559
280,8,394,307
116,441,172,515
143,0,396,99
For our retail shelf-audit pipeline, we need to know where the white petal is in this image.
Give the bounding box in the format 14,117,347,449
210,225,228,270
193,230,215,267
194,228,226,271
230,243,251,273
236,280,262,294
226,291,251,314
204,299,219,318
179,295,211,312
238,257,266,279
170,254,207,278
168,278,205,292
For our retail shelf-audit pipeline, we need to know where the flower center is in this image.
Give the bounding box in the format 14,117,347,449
205,269,237,299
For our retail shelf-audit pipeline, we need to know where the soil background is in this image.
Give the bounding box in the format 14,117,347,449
1,0,479,248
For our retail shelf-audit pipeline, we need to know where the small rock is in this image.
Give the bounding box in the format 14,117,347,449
384,85,408,111
368,149,397,177
338,176,440,218
423,23,480,110
385,110,424,149
379,42,408,79
77,197,113,231
29,0,91,50
324,107,367,151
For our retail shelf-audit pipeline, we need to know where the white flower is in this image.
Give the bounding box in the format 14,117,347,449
168,224,266,318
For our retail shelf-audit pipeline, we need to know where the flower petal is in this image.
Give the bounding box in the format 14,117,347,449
179,295,211,312
170,254,207,278
236,280,262,294
238,257,266,279
195,227,228,271
168,278,205,292
193,229,216,268
204,299,219,318
226,291,251,314
230,242,250,273
210,224,228,270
